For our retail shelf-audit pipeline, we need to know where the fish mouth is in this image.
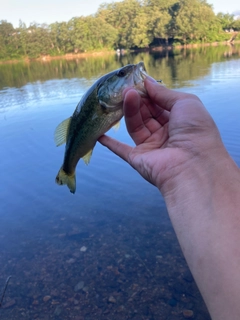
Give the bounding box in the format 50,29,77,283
137,61,148,80
133,62,148,95
133,62,147,81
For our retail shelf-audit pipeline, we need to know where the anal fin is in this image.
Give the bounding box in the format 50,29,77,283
112,120,120,131
82,149,93,165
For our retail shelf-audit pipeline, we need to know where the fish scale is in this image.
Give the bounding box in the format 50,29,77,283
55,62,148,193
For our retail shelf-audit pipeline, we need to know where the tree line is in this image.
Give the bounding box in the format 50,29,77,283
0,0,240,60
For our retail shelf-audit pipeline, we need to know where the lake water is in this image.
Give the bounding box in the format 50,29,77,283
0,44,240,320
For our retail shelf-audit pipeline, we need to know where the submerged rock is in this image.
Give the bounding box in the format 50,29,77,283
2,299,16,309
43,295,51,302
108,295,116,303
54,305,62,316
183,309,194,318
74,281,84,292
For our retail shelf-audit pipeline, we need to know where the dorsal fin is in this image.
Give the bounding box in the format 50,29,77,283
54,117,71,146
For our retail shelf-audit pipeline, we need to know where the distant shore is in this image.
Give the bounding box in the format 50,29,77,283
0,50,116,65
1,40,240,65
153,39,240,50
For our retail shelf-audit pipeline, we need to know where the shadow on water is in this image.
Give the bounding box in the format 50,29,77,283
0,43,240,319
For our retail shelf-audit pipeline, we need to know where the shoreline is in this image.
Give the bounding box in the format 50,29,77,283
0,50,116,65
148,39,240,51
1,40,240,65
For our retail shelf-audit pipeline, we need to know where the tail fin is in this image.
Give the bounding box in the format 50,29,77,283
55,167,76,194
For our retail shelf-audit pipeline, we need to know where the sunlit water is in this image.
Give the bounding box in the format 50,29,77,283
0,45,239,319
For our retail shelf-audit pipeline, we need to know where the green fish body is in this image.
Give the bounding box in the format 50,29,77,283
55,62,148,193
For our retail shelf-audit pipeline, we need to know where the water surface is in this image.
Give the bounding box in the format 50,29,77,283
0,44,240,319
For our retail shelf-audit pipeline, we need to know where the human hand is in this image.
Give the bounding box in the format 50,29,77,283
100,77,240,320
98,77,226,193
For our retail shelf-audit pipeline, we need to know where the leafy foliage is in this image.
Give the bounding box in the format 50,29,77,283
0,0,239,60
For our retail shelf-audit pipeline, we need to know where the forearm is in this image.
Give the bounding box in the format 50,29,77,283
100,83,240,318
161,151,240,320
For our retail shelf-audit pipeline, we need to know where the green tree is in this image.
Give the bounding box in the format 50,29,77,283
88,16,118,49
97,0,142,48
68,16,117,52
129,8,152,47
233,17,240,31
17,20,28,56
172,0,217,43
217,12,235,30
143,0,176,42
0,20,14,44
0,20,15,58
54,21,73,53
49,22,62,54
1,0,239,60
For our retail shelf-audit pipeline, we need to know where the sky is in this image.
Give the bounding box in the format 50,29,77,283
1,0,239,28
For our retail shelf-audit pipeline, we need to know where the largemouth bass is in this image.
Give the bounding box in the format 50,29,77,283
55,62,148,193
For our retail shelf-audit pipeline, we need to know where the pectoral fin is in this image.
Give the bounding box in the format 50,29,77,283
54,117,72,146
82,149,93,165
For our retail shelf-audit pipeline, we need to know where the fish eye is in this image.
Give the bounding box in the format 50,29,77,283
117,69,126,77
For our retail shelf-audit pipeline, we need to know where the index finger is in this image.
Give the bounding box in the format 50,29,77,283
145,77,200,111
123,89,153,145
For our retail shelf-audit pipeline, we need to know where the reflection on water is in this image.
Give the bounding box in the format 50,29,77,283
1,44,239,112
0,44,240,319
0,43,240,91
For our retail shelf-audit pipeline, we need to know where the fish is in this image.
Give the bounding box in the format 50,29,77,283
54,62,148,194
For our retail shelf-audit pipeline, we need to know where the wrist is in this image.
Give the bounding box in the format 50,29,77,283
158,145,238,208
157,145,240,320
